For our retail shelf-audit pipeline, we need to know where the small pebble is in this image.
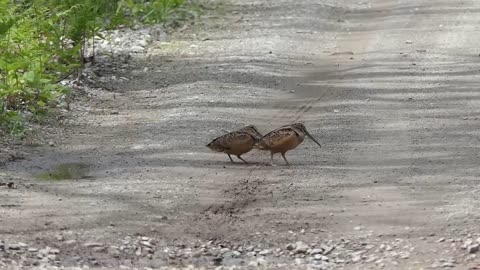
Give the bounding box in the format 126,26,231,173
294,241,309,254
64,240,77,245
468,244,479,254
93,247,106,252
285,243,296,251
140,241,153,248
295,258,305,265
441,262,455,268
257,257,267,265
8,244,21,250
351,256,361,263
84,242,103,248
258,249,272,256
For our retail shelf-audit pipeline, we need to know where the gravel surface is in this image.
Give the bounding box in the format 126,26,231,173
2,0,480,269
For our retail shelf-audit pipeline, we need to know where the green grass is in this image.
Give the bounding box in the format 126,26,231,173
0,0,201,137
36,162,92,180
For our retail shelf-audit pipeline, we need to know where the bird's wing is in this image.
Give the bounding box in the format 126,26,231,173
255,128,297,150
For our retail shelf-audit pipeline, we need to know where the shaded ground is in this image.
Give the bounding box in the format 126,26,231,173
2,0,480,269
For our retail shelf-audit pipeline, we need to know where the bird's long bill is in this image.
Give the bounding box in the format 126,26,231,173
305,130,322,147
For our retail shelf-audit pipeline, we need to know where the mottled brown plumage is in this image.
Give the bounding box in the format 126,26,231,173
254,123,321,165
207,125,262,163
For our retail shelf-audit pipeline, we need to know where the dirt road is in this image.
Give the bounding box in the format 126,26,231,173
2,0,480,269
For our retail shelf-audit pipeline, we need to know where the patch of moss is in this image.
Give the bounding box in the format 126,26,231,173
36,163,91,181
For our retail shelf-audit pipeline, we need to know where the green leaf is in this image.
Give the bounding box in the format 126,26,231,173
22,71,36,83
37,100,46,107
0,18,15,36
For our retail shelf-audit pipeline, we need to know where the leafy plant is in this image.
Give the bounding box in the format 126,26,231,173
0,0,198,137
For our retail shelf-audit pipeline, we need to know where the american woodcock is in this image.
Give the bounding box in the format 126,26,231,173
206,125,262,163
254,123,321,165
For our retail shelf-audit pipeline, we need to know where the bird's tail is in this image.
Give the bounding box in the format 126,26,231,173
206,138,225,152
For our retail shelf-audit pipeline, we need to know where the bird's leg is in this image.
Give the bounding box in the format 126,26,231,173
281,152,290,166
227,154,234,163
236,155,248,164
269,152,276,166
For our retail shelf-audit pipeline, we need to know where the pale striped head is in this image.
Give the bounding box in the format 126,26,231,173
239,125,262,139
291,123,321,147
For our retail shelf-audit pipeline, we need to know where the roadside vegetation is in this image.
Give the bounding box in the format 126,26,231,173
0,0,199,137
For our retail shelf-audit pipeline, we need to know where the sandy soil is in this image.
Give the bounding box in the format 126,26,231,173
2,0,480,269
